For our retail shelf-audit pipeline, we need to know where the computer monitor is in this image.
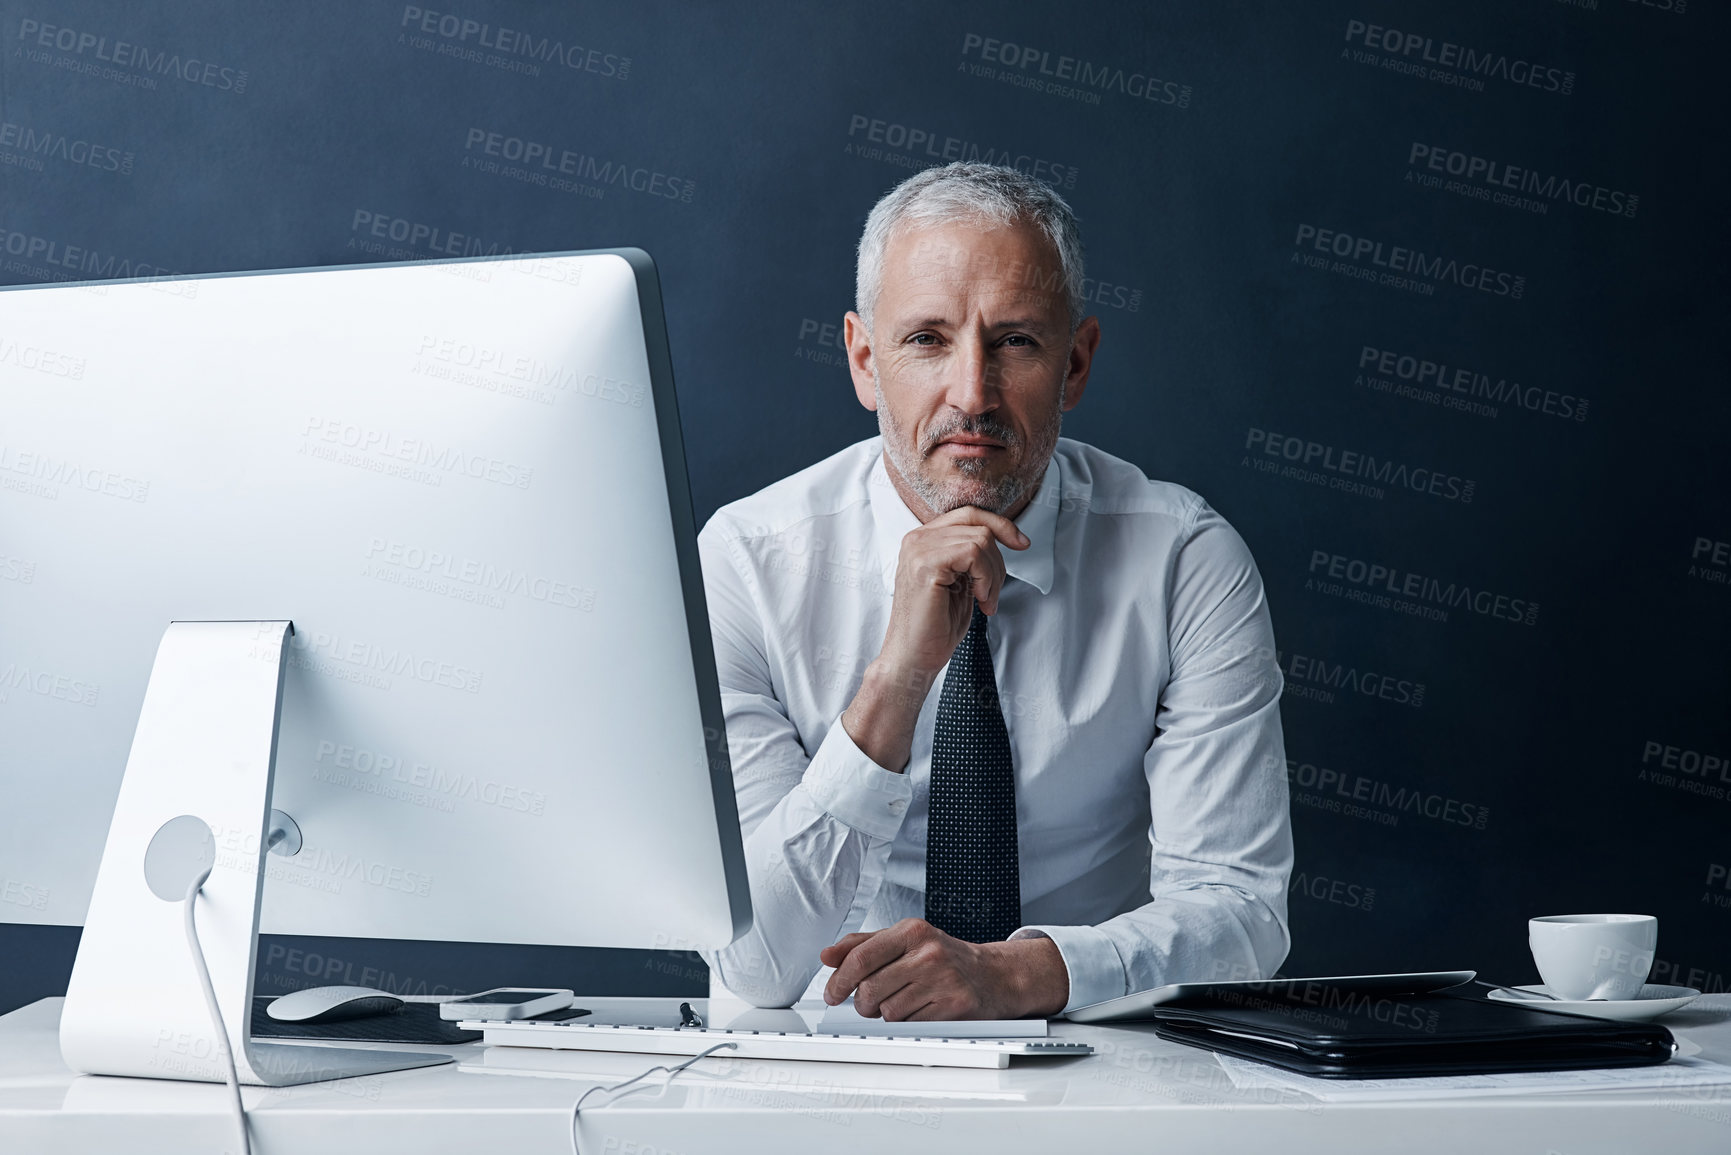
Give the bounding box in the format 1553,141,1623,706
0,250,750,964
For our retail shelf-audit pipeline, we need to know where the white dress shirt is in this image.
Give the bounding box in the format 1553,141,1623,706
697,435,1293,1012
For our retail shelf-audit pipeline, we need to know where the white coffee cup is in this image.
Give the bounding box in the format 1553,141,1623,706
1528,914,1657,1001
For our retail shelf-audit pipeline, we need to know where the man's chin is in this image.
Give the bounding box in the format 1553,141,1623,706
917,470,1022,515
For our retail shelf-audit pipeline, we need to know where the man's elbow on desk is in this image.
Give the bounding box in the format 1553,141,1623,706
708,950,818,1010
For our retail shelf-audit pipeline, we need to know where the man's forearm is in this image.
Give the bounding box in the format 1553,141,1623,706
840,658,937,773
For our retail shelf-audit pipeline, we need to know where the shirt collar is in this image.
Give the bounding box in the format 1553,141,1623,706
868,444,1059,596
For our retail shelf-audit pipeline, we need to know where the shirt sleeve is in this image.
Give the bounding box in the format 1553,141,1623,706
697,523,913,1007
1012,499,1294,1012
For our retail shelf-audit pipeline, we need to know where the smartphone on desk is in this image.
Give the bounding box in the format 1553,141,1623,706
439,988,574,1021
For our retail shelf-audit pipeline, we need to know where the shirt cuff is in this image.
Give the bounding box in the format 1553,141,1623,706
800,714,913,842
1011,924,1128,1014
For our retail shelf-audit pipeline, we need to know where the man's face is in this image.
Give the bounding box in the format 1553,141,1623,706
845,218,1099,520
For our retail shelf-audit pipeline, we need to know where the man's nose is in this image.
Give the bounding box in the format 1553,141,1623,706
941,337,994,414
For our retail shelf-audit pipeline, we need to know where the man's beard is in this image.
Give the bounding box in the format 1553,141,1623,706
874,369,1063,516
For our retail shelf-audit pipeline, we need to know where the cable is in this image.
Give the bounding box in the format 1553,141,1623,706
183,868,251,1155
569,1041,735,1155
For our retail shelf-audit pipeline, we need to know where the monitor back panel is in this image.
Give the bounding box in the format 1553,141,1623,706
0,253,740,953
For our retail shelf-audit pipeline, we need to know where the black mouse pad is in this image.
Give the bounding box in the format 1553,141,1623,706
250,997,592,1044
250,997,479,1044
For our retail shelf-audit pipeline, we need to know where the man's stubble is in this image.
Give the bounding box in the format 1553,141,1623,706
873,364,1063,518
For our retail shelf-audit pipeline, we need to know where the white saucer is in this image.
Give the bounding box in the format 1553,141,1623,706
1486,984,1701,1021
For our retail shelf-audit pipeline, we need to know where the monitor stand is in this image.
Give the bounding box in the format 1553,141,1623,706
59,620,450,1085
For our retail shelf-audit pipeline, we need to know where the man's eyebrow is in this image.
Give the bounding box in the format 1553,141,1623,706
897,316,1056,333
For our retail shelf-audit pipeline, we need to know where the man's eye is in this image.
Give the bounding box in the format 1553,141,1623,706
1001,335,1035,347
909,333,939,346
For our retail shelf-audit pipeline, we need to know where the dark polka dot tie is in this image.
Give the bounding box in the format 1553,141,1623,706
925,604,1021,943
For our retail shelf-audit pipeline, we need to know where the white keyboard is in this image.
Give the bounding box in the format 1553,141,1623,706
463,1019,1093,1069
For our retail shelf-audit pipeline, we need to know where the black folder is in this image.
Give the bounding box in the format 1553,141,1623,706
1146,979,1677,1078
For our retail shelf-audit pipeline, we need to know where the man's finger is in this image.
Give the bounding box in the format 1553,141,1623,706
834,939,942,1018
818,932,876,969
930,504,1029,550
859,952,942,1020
854,972,918,1019
823,925,915,1004
962,541,1008,615
876,989,939,1023
924,528,1007,614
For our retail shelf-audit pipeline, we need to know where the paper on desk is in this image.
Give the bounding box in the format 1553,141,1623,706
1214,1053,1731,1102
814,998,1047,1039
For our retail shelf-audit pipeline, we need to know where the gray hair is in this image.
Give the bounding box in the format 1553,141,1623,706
854,162,1086,333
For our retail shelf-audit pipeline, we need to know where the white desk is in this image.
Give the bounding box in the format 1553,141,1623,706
3,995,1729,1154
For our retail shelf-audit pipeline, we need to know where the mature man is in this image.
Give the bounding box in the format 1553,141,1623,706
699,163,1291,1020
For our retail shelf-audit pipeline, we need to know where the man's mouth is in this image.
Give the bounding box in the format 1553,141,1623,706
935,435,1006,455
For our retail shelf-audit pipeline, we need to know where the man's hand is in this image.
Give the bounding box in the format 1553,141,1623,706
879,505,1028,672
841,507,1027,772
819,918,1068,1021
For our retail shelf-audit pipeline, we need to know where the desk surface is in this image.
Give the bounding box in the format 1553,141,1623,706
3,995,1729,1154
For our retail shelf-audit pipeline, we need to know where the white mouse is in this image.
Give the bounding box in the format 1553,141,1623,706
265,985,404,1023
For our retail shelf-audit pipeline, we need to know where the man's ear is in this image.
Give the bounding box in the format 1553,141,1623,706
845,311,877,410
1061,315,1101,412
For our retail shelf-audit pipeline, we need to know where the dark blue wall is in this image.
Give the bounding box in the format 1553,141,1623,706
3,0,1727,1013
